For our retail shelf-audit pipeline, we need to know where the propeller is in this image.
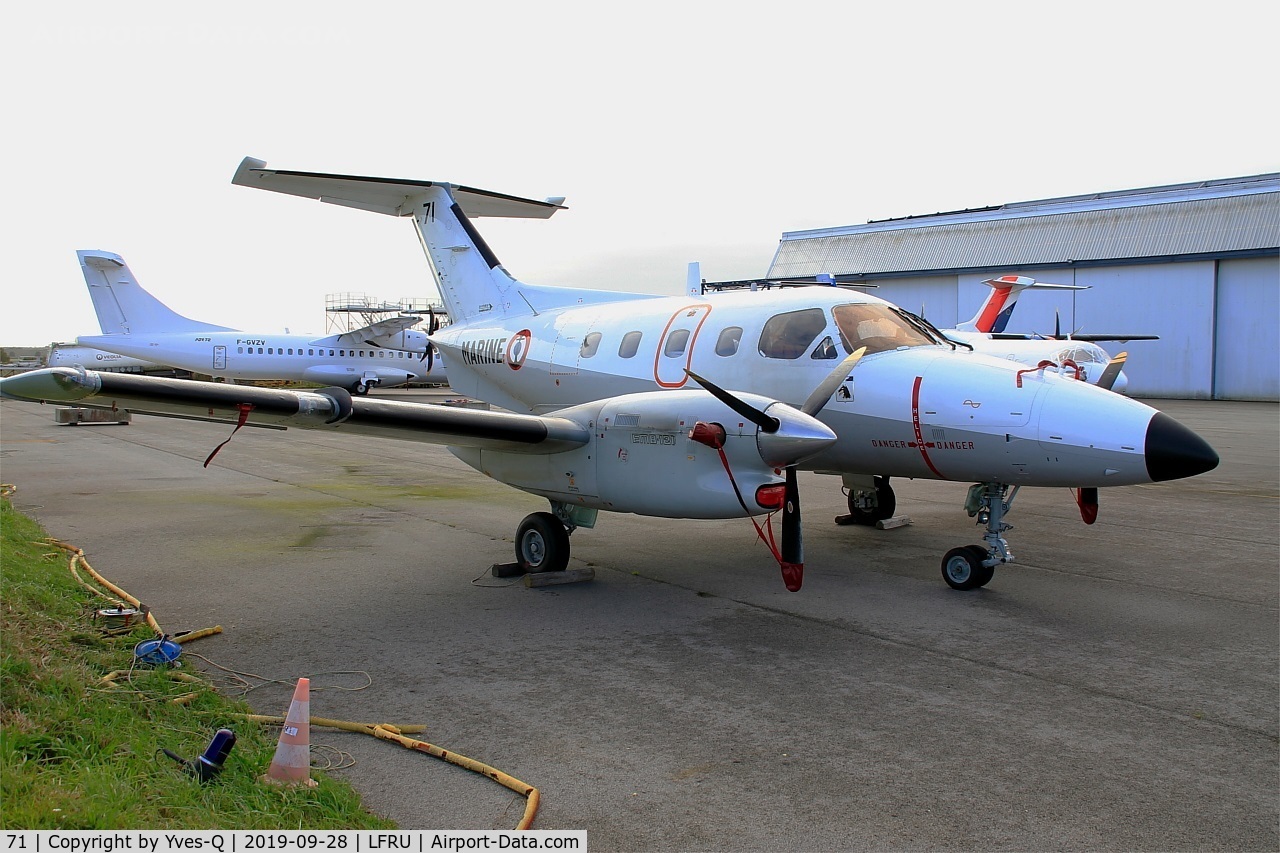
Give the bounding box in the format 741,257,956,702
685,347,865,591
421,307,441,370
1097,351,1128,391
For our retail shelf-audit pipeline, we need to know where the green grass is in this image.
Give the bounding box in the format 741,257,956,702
0,495,396,830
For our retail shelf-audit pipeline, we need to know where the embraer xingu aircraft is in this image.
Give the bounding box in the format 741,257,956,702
943,275,1159,393
0,157,1219,594
74,250,446,393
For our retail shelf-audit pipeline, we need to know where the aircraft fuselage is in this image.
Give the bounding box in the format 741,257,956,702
78,332,443,389
429,288,1180,490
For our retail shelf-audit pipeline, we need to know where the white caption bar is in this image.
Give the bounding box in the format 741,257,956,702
3,832,587,853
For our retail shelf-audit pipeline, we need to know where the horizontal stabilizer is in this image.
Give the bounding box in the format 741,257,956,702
232,157,566,220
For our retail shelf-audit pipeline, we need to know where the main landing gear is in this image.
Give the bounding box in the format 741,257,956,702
843,475,896,525
351,378,380,395
513,501,592,574
941,482,1018,591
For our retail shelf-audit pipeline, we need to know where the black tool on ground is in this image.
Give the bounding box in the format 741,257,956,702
161,728,237,781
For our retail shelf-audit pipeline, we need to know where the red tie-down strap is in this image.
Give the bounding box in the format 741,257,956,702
1016,359,1083,387
203,404,254,468
689,421,791,584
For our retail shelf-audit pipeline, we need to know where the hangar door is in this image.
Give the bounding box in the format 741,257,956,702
1214,257,1280,400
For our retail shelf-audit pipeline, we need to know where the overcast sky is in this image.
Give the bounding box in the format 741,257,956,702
3,1,1275,346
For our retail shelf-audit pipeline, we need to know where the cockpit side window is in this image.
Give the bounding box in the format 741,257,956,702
832,303,935,355
811,335,838,360
758,309,828,360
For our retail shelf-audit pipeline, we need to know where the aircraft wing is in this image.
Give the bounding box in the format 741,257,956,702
232,157,566,219
0,369,588,454
989,333,1160,342
310,315,423,348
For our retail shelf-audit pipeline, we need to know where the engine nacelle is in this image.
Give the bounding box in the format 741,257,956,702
451,390,834,519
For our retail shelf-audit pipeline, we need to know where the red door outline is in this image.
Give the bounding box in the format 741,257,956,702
653,304,712,388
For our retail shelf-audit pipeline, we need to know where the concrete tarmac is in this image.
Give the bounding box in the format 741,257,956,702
1,392,1276,851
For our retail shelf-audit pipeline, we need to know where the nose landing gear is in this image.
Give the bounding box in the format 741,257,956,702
942,482,1018,591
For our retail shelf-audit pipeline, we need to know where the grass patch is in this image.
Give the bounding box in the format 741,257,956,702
0,495,395,830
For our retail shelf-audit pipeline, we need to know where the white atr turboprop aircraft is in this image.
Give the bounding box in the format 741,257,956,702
942,274,1159,394
73,250,446,393
0,158,1219,593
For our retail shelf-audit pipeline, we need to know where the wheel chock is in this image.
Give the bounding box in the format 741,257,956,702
490,562,525,578
875,515,914,530
523,568,596,588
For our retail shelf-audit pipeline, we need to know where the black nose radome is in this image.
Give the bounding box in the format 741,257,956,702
1145,412,1219,482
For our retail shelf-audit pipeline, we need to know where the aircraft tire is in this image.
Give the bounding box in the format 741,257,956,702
846,477,896,525
352,381,369,395
941,545,992,590
516,512,570,573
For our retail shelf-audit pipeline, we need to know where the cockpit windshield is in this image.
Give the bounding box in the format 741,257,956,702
832,303,944,355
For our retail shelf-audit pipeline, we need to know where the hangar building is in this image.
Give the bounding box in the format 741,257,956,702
766,174,1279,400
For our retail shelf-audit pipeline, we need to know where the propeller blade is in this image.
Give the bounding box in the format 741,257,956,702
421,307,439,367
779,466,803,591
1097,351,1127,391
800,347,866,417
1054,309,1062,339
684,369,779,433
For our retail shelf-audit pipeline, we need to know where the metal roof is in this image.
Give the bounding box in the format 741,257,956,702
768,174,1280,279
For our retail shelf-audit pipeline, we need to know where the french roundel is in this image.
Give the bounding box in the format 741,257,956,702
506,329,532,370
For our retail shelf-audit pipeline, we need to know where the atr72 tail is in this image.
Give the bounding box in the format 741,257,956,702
79,250,234,336
231,157,655,325
956,275,1087,334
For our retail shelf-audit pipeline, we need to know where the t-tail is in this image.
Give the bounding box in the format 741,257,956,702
956,275,1087,334
232,157,653,325
78,250,233,336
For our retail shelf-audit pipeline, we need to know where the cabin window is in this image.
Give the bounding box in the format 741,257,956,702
832,303,935,355
580,332,603,358
257,348,263,354
329,350,335,356
237,347,243,354
715,326,742,356
618,331,642,358
758,309,826,359
308,349,314,356
268,348,274,355
340,350,346,356
811,336,838,360
663,329,690,358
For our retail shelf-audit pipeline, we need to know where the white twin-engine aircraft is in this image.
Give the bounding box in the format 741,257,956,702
0,158,1219,593
944,275,1160,393
73,250,446,393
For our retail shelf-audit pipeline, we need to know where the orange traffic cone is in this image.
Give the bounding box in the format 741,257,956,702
260,677,318,788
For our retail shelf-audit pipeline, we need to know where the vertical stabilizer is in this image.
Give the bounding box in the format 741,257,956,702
957,276,1037,333
78,250,233,335
957,276,1090,334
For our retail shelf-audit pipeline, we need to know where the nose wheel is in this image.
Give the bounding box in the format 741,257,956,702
941,545,995,590
941,482,1017,590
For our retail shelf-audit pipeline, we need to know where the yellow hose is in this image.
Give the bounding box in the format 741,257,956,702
42,534,540,828
241,714,539,830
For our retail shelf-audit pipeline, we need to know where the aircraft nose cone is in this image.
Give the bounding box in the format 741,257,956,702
1145,412,1219,482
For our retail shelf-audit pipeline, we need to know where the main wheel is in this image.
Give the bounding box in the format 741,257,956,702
515,512,570,573
941,545,993,591
846,477,896,525
352,380,370,395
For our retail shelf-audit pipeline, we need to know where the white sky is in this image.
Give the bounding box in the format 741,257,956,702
3,1,1276,345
